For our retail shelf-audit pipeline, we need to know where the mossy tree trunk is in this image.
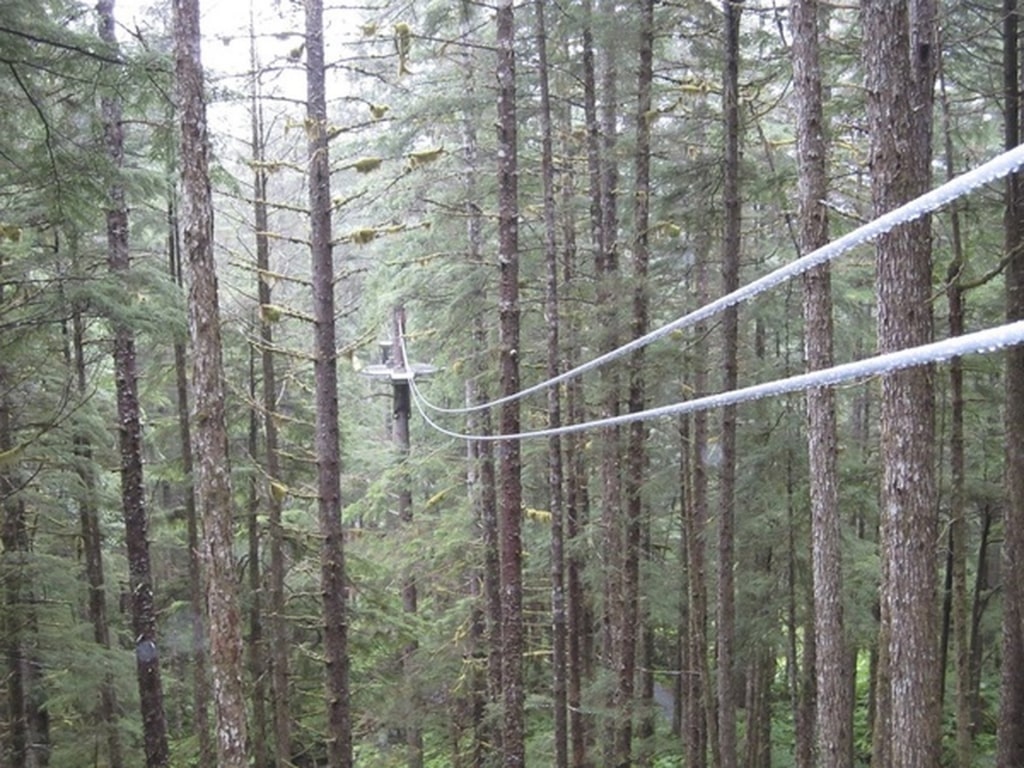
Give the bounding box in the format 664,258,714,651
173,0,250,761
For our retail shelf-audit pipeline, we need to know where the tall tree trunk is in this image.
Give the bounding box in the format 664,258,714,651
622,1,655,762
559,103,590,768
247,12,292,762
533,3,568,766
71,307,124,768
587,1,625,759
864,1,940,765
303,0,351,764
575,12,602,765
99,3,169,764
167,196,213,766
937,43,972,768
173,0,250,762
496,3,523,764
458,12,502,757
390,306,423,768
468,377,501,767
784,460,815,768
791,1,850,765
0,347,49,767
675,427,690,741
717,3,743,766
998,1,1024,763
685,239,715,768
247,350,270,768
244,29,270,768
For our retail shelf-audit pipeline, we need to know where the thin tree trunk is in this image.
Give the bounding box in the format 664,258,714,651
998,1,1024,763
1,346,49,768
580,8,621,753
937,42,972,768
247,11,292,762
304,0,351,763
969,504,993,736
173,0,250,761
496,3,523,764
464,391,488,768
717,2,743,766
247,349,270,768
575,9,602,764
791,0,850,765
71,307,124,768
676,429,691,743
559,114,589,767
744,648,773,768
784,460,815,768
99,3,169,763
864,1,940,765
458,13,502,756
391,306,424,768
244,29,270,768
686,240,715,768
589,2,625,759
533,3,567,766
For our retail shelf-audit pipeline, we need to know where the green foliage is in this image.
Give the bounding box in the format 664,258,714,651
1,0,1020,764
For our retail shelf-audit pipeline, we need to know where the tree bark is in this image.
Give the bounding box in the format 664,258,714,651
303,0,351,764
622,1,655,762
496,3,523,764
246,351,270,768
247,16,292,763
1,344,50,768
173,0,250,762
685,238,714,768
717,3,743,766
99,3,169,764
457,14,502,758
791,0,851,765
587,1,626,759
864,1,940,765
998,1,1024,763
71,307,123,768
390,306,423,768
937,42,972,767
533,3,567,766
167,196,213,767
558,97,590,768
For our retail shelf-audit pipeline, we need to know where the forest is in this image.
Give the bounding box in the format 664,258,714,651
2,0,1024,766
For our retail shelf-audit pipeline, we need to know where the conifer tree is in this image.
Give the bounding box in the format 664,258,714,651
167,197,213,765
864,0,940,764
533,2,567,764
97,2,169,764
622,0,655,761
791,1,850,765
998,1,1024,763
496,0,524,762
304,0,351,763
717,2,743,766
246,13,292,762
456,7,503,758
173,0,250,762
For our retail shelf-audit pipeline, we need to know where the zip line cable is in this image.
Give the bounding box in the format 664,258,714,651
408,320,1024,442
403,141,1024,417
